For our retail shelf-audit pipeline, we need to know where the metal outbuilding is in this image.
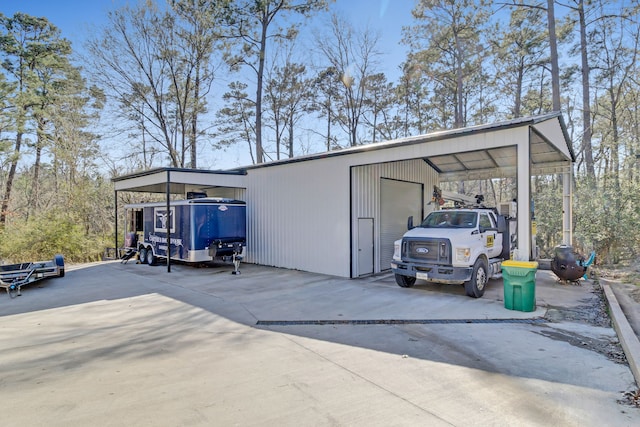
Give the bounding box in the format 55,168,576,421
112,112,574,278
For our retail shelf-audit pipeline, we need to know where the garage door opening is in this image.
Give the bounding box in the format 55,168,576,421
380,178,423,271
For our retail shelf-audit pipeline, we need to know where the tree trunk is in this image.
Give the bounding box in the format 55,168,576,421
288,116,294,158
578,0,596,180
255,13,268,164
0,132,23,227
190,65,201,169
547,0,561,112
275,118,281,160
27,115,47,221
326,101,332,151
514,58,524,117
454,32,464,128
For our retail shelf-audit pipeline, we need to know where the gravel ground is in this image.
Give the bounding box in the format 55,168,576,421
543,282,629,365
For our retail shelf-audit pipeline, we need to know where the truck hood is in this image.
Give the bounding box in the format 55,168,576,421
402,227,476,241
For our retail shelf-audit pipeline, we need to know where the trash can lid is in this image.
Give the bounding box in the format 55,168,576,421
502,260,539,269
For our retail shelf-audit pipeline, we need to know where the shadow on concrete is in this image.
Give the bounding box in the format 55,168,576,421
0,260,634,396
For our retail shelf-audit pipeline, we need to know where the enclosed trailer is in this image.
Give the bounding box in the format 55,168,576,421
124,197,246,265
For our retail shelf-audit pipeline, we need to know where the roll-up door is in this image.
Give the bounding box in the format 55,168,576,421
380,178,423,271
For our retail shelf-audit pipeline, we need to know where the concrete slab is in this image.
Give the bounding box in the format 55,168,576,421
1,261,639,426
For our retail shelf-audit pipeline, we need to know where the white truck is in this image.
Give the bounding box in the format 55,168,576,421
391,207,512,298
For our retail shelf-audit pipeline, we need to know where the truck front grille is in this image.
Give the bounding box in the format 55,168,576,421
402,238,451,264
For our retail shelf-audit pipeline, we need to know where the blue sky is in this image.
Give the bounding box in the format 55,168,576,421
0,0,124,43
1,0,416,169
1,0,414,77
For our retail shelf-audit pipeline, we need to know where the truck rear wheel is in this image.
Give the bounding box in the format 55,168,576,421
395,274,416,288
465,258,487,298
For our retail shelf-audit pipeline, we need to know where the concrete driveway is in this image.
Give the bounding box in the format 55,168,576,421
1,260,639,426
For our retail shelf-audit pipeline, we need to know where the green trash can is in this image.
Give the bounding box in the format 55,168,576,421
501,260,538,312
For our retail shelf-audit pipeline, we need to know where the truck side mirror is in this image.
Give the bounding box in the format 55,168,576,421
480,225,498,234
407,216,414,230
497,215,507,233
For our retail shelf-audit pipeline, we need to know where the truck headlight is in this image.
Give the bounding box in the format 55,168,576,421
393,241,401,260
456,248,471,262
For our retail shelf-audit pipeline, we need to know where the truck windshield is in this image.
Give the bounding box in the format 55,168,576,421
420,211,477,229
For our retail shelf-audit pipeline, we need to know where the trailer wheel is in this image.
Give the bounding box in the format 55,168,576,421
465,258,487,298
54,254,65,277
395,274,416,288
139,247,147,264
146,249,156,266
8,284,20,298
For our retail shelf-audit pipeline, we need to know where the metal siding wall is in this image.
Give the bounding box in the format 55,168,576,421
245,158,351,277
241,127,529,277
234,188,246,201
205,187,246,200
351,159,438,276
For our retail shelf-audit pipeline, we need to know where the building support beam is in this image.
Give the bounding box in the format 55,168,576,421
166,169,171,273
562,165,572,245
114,190,118,256
516,133,532,260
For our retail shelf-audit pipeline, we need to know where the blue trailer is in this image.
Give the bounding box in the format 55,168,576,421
123,197,246,266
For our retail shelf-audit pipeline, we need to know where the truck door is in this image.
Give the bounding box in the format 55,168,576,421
479,212,502,258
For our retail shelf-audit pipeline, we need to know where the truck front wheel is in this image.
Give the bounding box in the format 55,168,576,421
395,274,416,288
465,258,487,298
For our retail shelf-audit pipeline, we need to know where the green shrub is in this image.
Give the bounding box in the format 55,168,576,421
0,210,111,263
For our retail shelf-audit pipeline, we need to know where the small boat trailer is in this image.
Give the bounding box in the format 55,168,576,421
0,254,65,298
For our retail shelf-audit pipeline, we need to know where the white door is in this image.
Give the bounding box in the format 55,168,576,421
380,179,423,271
357,218,374,276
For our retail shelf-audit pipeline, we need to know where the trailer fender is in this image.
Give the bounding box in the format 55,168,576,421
54,254,65,277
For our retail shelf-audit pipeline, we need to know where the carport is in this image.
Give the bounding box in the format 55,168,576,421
345,113,575,276
112,168,247,271
422,114,575,259
112,112,574,278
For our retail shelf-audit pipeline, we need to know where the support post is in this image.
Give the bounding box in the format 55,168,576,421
516,131,532,260
114,190,118,257
562,164,572,245
166,170,171,273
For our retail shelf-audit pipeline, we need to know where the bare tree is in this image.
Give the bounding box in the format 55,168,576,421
223,0,330,163
574,0,595,179
265,58,310,159
316,14,381,147
397,59,432,136
361,73,396,143
169,0,224,168
215,81,257,164
86,1,224,168
311,67,341,150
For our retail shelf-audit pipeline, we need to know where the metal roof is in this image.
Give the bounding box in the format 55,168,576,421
112,112,573,191
234,111,574,181
112,167,247,193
